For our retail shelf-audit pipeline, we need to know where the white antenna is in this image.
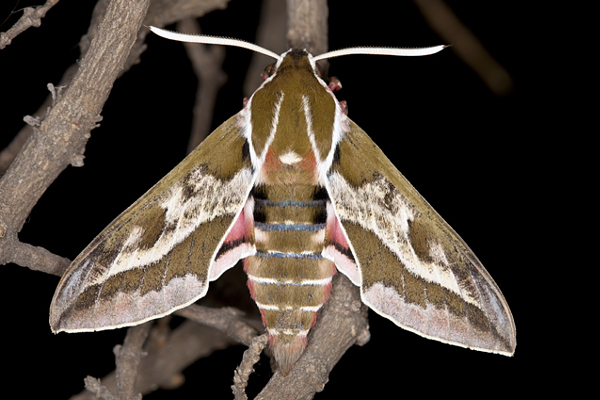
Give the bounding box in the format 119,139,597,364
149,26,281,61
149,26,447,62
313,45,447,62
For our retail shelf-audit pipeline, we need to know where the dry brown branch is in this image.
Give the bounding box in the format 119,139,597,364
80,0,232,76
82,323,151,400
243,0,287,97
114,323,152,400
232,334,269,400
4,238,70,276
0,0,151,273
285,0,328,55
175,304,260,346
413,0,513,95
176,18,227,152
145,0,230,28
0,0,231,174
84,377,119,400
0,0,60,50
70,320,239,400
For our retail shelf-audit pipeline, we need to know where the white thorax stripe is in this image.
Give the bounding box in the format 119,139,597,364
302,94,320,161
253,91,284,174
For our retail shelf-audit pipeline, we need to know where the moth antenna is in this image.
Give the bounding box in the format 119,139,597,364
313,45,448,62
149,26,281,61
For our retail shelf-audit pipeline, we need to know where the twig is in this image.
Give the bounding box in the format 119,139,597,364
0,0,60,50
285,0,330,78
285,0,328,55
232,334,269,400
70,320,239,400
145,0,230,28
114,323,152,400
413,0,513,95
175,304,259,346
0,0,151,272
176,18,227,152
80,322,150,400
2,238,70,276
243,0,287,97
84,376,118,400
0,0,232,173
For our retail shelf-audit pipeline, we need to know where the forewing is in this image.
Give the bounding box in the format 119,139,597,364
325,120,516,355
50,114,256,332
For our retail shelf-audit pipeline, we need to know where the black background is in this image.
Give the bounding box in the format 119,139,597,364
2,0,558,398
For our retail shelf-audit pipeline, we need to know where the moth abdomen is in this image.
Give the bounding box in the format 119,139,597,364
243,182,336,373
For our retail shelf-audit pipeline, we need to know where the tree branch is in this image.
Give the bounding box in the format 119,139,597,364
0,0,151,269
0,0,60,50
82,323,151,400
70,320,241,400
114,323,152,400
175,304,259,347
2,238,70,276
145,0,230,28
285,0,328,55
83,377,119,400
243,0,287,97
232,334,269,400
0,0,232,175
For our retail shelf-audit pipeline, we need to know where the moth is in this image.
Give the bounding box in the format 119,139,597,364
50,27,516,375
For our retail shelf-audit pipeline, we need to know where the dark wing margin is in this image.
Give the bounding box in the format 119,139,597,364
50,114,256,333
325,120,516,355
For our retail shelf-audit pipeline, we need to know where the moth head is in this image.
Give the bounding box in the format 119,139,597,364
265,49,320,80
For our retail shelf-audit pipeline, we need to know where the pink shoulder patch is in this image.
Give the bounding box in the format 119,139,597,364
210,199,254,281
323,202,361,285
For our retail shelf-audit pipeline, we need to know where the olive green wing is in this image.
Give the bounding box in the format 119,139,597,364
50,114,257,332
325,120,516,355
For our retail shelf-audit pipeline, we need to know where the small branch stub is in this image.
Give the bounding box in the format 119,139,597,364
232,333,269,400
84,376,120,400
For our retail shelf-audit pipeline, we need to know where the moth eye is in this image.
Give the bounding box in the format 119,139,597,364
315,62,324,78
261,63,277,79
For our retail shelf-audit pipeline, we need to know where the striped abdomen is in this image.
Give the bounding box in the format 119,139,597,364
243,184,336,374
